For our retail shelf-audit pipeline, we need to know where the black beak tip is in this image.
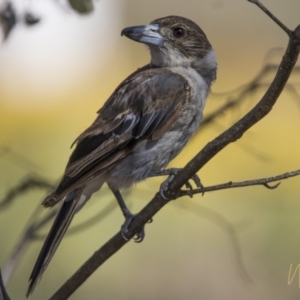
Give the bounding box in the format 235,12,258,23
120,24,163,46
121,27,132,37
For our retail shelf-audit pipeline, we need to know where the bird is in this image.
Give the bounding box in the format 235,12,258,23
26,15,217,296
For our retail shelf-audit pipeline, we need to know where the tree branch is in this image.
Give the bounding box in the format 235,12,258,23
48,2,300,299
201,64,300,130
0,177,54,209
178,168,300,197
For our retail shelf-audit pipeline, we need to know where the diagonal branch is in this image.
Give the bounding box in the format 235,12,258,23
49,2,300,299
248,0,292,36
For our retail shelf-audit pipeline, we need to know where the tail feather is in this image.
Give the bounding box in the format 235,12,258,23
26,189,83,297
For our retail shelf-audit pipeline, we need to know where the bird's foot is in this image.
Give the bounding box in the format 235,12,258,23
121,209,149,243
159,168,203,200
108,186,149,242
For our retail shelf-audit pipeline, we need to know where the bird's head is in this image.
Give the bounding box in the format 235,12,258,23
121,16,216,78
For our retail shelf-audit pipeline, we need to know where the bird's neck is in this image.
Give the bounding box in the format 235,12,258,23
192,49,217,87
150,47,217,87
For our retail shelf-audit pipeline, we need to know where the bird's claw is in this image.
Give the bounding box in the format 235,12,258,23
159,169,203,199
120,211,148,243
133,228,145,243
190,174,203,189
184,174,203,198
159,174,175,200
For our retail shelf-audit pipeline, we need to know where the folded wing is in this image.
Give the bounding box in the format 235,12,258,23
43,67,190,207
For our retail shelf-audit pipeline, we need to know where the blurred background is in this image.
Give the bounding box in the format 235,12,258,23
1,0,300,299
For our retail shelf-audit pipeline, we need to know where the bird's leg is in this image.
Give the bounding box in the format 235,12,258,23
108,185,146,243
148,168,203,199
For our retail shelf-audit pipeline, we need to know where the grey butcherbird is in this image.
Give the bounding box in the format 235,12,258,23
26,15,217,296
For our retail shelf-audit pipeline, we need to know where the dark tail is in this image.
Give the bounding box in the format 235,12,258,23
26,189,83,297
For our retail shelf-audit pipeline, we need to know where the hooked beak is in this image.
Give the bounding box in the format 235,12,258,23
121,24,163,47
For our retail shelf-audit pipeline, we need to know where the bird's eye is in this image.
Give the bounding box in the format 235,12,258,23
173,27,186,38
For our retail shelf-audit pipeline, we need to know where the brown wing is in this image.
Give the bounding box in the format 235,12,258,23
43,66,190,207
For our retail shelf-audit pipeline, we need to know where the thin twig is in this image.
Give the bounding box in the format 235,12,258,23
248,0,292,36
2,206,56,284
0,177,54,209
178,169,300,197
201,65,299,130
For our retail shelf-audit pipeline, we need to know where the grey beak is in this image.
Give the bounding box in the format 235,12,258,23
121,24,163,46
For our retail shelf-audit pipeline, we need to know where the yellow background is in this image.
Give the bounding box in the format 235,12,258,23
1,0,300,299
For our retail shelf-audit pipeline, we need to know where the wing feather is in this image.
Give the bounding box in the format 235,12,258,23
43,66,190,207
